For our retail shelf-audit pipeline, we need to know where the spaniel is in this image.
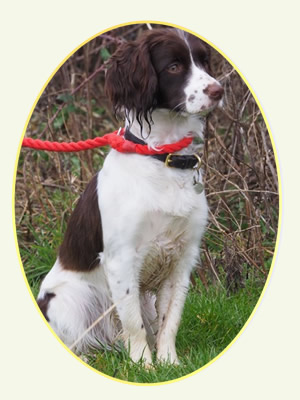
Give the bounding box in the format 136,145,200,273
37,27,223,366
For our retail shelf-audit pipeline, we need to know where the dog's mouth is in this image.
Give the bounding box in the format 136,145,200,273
198,100,221,116
164,95,223,118
188,99,222,117
183,90,224,116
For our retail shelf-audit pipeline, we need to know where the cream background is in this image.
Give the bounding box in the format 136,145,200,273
1,0,299,398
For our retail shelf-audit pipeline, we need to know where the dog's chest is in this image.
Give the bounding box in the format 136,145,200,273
139,236,186,292
101,151,202,216
137,213,190,291
99,151,207,292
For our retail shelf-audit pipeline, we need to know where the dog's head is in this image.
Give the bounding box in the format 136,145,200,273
105,28,223,127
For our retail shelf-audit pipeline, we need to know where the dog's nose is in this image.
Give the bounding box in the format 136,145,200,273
203,83,224,101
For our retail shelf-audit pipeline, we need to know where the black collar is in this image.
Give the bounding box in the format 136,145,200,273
124,129,201,170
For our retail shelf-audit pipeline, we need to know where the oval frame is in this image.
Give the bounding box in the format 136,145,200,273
12,20,282,386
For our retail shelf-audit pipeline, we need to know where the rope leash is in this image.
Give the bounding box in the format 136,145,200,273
22,128,193,155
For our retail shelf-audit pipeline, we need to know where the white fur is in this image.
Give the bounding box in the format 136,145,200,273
185,62,220,114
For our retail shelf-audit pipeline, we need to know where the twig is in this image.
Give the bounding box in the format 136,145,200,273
36,64,107,139
206,189,279,197
69,302,118,351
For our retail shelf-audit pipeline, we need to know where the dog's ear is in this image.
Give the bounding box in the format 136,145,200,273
105,39,158,127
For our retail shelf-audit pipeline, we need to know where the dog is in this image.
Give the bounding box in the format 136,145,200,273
37,27,223,366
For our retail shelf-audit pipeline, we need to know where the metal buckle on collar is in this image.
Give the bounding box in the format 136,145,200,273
164,153,202,169
193,153,202,170
164,153,174,167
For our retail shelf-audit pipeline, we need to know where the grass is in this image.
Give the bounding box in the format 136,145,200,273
83,278,262,383
18,211,266,383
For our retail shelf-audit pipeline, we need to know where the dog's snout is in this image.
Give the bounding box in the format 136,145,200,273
203,83,224,101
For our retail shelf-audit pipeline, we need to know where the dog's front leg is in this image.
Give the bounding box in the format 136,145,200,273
156,271,190,364
104,251,152,365
156,246,199,364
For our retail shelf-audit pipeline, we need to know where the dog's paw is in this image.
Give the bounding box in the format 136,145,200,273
129,343,153,366
156,347,179,365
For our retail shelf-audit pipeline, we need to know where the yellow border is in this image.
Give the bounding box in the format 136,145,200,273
12,20,282,386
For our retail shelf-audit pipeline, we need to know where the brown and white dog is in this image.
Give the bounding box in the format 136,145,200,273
37,27,223,365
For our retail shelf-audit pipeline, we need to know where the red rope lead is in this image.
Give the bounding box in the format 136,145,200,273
22,128,193,155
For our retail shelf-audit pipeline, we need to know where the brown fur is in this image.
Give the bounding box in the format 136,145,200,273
58,173,103,271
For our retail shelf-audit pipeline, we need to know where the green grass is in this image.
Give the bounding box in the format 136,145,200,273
17,192,268,384
80,278,262,383
19,223,263,383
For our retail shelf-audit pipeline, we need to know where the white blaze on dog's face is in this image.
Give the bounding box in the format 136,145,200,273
183,33,223,114
184,60,223,114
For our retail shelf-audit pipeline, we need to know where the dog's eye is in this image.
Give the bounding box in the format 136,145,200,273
166,62,183,74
